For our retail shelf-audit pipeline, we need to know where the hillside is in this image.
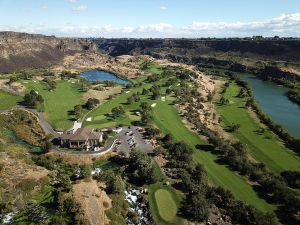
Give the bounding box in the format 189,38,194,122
0,32,98,73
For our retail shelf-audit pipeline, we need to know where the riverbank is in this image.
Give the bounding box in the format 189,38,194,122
216,82,300,173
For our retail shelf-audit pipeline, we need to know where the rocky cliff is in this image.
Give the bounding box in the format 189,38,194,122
0,32,98,73
96,38,300,62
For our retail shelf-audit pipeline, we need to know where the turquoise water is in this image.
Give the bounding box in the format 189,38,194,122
240,73,300,138
80,70,129,86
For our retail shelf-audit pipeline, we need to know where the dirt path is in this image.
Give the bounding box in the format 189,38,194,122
73,180,111,225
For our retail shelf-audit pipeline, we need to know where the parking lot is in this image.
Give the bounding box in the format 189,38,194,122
113,126,154,156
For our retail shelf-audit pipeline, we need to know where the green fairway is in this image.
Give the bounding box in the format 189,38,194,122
148,183,184,225
0,90,22,110
217,83,300,173
153,101,274,212
83,73,274,212
22,80,84,130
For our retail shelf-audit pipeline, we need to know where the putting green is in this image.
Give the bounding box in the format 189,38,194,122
155,189,178,222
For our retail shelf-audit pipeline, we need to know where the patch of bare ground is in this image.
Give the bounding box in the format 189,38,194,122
48,151,116,165
82,86,122,103
0,151,49,199
52,52,145,78
0,79,25,95
73,180,111,225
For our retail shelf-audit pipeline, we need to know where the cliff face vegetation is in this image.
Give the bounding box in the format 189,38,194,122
0,32,98,73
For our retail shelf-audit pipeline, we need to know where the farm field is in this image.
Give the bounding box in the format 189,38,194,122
217,83,300,173
148,183,184,225
0,90,22,110
22,80,85,130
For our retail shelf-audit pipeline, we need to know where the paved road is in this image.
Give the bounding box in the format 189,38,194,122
0,106,58,137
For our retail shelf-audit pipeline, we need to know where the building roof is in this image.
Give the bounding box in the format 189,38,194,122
60,128,102,141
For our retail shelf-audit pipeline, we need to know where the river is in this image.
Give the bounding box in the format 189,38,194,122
240,73,300,138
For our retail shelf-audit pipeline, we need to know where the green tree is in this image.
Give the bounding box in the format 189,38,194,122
85,98,100,110
182,193,209,222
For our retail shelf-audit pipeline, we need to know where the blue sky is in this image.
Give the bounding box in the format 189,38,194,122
0,0,300,37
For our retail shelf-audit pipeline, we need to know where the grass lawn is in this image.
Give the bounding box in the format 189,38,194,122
217,83,300,173
148,183,184,225
92,157,120,171
153,101,274,212
22,80,85,130
0,90,22,110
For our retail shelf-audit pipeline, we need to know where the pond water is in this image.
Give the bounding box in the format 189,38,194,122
240,73,300,138
80,70,129,86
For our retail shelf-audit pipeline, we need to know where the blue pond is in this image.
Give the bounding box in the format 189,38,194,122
80,70,129,86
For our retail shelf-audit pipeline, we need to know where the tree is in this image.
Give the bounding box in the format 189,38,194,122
111,106,125,118
104,80,117,87
182,193,209,222
126,83,133,89
8,76,19,85
151,85,160,99
105,173,125,194
207,91,213,101
74,105,82,120
140,102,151,112
219,96,229,105
145,127,160,138
23,90,44,107
127,149,159,184
85,98,99,110
140,111,153,125
43,78,56,91
127,96,134,104
169,142,193,163
142,88,149,95
228,123,241,132
281,171,300,188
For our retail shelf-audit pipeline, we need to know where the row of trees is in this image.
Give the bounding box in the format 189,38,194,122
185,87,300,224
156,136,278,225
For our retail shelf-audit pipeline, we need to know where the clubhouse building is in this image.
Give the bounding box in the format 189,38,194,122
59,128,103,150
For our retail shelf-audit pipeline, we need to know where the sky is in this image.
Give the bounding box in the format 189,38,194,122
0,0,300,38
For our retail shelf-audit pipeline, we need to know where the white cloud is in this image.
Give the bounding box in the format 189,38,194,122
67,0,77,3
187,13,300,37
72,5,88,13
137,23,173,32
121,26,135,33
2,13,300,38
160,6,167,11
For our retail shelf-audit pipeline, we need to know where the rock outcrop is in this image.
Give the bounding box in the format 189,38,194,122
0,32,98,73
